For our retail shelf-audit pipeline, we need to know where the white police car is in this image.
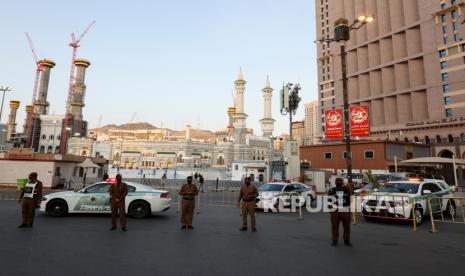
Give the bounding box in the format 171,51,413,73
40,180,171,218
361,178,455,224
256,182,316,210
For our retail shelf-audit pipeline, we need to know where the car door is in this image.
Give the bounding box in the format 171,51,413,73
73,183,111,213
422,183,442,213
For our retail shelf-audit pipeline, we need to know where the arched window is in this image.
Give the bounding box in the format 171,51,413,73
404,137,409,143
414,137,420,143
57,135,61,140
425,136,430,144
39,145,45,153
42,135,46,140
217,156,224,165
54,146,60,153
47,146,53,153
436,135,442,144
448,134,454,143
461,133,465,143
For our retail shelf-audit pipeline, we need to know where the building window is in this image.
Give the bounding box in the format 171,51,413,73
443,26,449,33
443,84,450,93
442,73,449,81
453,22,459,30
454,33,461,42
414,137,420,143
331,99,335,105
324,152,332,160
439,49,447,58
452,10,459,19
425,136,431,144
437,135,442,144
343,152,348,159
446,108,453,117
440,61,447,69
444,36,449,44
444,96,452,105
441,3,447,9
42,135,46,140
404,137,409,143
441,14,447,22
322,126,325,132
364,150,374,159
452,0,456,5
461,133,465,142
448,134,454,143
235,165,238,170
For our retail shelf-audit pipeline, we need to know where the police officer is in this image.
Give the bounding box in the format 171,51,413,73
237,177,259,232
179,176,199,229
109,174,128,231
18,172,43,228
328,178,353,246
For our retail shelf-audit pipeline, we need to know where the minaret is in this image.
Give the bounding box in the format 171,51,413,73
35,59,56,115
227,106,236,136
260,76,275,137
233,67,248,144
185,124,191,140
70,59,91,121
7,100,20,141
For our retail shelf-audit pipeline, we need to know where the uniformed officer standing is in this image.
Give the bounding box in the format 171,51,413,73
179,176,199,229
109,174,128,231
18,172,43,228
237,177,259,232
328,178,353,246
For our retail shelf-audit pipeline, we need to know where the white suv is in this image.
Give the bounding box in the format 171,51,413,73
361,179,456,224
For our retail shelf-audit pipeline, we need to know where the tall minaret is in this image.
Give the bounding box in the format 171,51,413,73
233,67,248,144
35,59,56,115
7,100,20,141
260,76,275,137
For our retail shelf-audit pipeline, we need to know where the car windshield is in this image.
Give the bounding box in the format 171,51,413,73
258,184,284,192
378,182,419,194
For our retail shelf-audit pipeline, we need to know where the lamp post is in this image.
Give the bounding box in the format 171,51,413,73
315,15,374,185
280,83,301,140
0,86,12,123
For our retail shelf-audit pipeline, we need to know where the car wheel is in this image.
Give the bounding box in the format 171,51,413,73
129,201,150,219
412,208,423,225
443,200,456,218
47,200,68,217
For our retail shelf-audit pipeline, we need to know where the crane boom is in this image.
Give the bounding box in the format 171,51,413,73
77,20,96,43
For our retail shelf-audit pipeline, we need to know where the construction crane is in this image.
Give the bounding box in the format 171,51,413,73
60,20,96,154
24,32,45,148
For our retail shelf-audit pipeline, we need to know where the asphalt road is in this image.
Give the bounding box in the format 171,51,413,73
0,198,464,276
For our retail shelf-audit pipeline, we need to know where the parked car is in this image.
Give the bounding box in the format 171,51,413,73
256,182,316,211
40,180,172,218
361,178,455,224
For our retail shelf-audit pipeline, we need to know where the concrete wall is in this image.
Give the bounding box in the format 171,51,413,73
0,160,55,187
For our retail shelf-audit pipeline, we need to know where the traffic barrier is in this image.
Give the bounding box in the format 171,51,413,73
356,193,418,232
428,194,465,233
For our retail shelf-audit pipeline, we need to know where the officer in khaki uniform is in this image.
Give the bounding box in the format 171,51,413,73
18,172,43,228
328,178,353,246
179,176,199,229
237,177,259,232
109,174,128,231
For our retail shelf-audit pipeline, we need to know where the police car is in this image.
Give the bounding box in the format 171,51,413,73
255,181,316,210
361,178,456,224
40,179,172,218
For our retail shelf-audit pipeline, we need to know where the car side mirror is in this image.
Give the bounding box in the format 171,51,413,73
423,189,432,195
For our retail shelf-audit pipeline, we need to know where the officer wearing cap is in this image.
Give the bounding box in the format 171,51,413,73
328,178,353,246
237,177,259,232
179,176,199,229
18,172,43,228
109,174,128,231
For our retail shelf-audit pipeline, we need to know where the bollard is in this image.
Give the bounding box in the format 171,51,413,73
428,198,437,233
411,201,417,232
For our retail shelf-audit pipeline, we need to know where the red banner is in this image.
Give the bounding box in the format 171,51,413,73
325,109,343,139
350,105,370,137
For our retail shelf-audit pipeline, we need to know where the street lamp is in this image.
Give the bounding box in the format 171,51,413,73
0,86,12,122
280,83,301,140
315,15,374,185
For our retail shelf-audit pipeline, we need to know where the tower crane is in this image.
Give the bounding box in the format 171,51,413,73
24,32,45,148
60,20,96,154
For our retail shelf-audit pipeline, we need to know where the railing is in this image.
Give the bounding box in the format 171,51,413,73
428,194,465,233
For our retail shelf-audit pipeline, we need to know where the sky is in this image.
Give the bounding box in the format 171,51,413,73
0,0,317,135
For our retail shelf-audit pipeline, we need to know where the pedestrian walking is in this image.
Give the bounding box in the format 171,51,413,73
18,172,43,228
237,177,258,232
328,178,353,246
109,174,128,231
179,176,199,229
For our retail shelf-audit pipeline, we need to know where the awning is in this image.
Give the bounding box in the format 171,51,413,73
79,157,100,168
399,157,465,165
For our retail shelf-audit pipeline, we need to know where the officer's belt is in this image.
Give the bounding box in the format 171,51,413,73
183,197,195,201
242,199,254,202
